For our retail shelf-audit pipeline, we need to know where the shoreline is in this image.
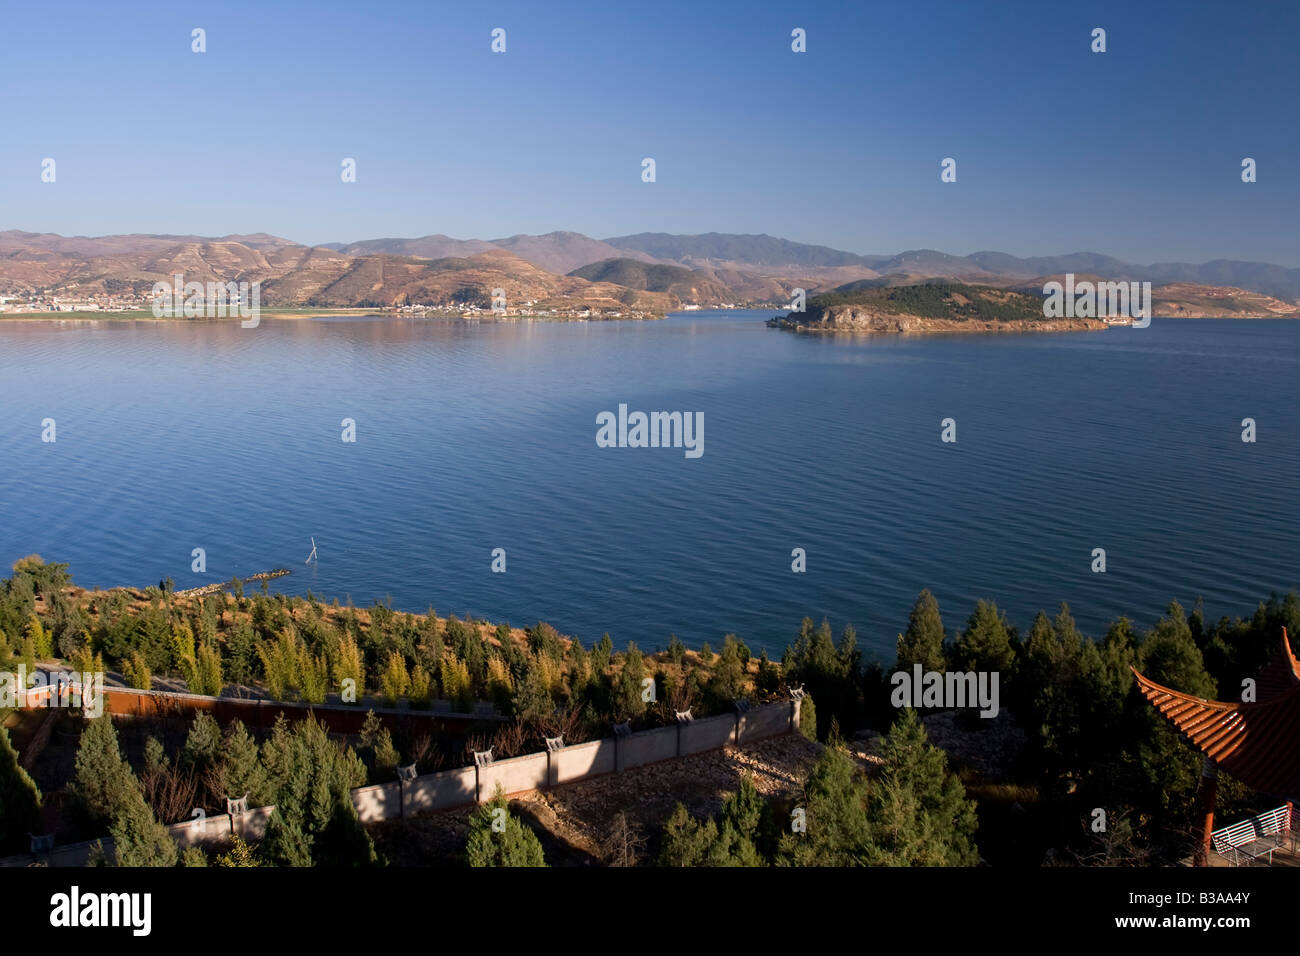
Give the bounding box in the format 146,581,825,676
0,308,668,324
766,313,1118,334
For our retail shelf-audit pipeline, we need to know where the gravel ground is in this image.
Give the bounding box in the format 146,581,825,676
370,733,834,866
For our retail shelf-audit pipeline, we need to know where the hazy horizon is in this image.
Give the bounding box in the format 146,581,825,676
4,225,1299,274
3,0,1298,266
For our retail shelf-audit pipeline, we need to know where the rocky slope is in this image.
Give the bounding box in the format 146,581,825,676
1150,282,1300,317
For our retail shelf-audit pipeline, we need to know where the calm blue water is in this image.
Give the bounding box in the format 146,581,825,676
3,313,1299,661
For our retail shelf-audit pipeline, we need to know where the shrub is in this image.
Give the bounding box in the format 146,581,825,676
466,786,546,867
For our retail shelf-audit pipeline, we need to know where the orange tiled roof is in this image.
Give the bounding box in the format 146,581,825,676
1132,630,1300,799
1256,631,1300,701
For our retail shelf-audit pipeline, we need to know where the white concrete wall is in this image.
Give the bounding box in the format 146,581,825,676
680,714,737,755
351,783,401,823
549,738,616,786
406,766,478,814
618,724,679,770
477,751,549,802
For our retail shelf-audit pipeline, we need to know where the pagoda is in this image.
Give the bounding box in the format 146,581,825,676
1132,627,1300,865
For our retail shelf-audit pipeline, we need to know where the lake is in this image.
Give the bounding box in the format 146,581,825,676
3,312,1298,662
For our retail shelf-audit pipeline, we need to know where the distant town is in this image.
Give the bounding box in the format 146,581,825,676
0,286,755,320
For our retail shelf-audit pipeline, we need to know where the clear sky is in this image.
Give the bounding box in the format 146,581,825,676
2,0,1297,265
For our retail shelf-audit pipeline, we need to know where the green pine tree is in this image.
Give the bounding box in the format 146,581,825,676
951,599,1016,674
193,641,224,697
709,634,748,703
896,589,947,672
109,788,178,867
778,742,871,866
866,708,979,866
612,643,648,721
181,711,222,775
211,719,269,807
466,786,546,867
657,803,719,866
260,715,375,866
68,716,139,833
0,724,41,854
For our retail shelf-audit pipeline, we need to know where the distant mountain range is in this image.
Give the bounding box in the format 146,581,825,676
4,228,1300,314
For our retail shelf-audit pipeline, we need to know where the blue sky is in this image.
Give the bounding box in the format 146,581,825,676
2,0,1297,265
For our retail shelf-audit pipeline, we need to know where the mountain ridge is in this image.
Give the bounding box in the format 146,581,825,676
3,229,1299,313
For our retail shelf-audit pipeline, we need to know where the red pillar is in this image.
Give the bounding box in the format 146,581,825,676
1194,758,1218,866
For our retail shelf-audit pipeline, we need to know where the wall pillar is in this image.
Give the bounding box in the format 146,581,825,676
1195,758,1218,866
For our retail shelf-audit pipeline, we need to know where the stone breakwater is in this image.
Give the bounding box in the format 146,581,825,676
767,305,1113,334
173,568,291,598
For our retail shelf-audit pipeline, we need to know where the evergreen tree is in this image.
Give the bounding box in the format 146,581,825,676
707,776,766,866
0,725,41,854
332,629,365,697
591,633,614,676
709,634,748,703
224,621,256,687
785,618,861,737
109,788,178,867
756,649,780,694
123,652,151,690
193,641,224,697
260,715,375,866
1016,604,1090,778
465,786,546,867
297,647,329,705
612,642,647,721
27,614,51,661
211,719,269,807
896,589,947,672
866,708,978,866
68,716,139,832
1127,603,1218,817
172,620,198,687
706,820,764,866
409,663,432,708
778,743,870,866
515,657,553,727
1139,602,1216,699
666,634,686,668
720,775,764,835
379,650,410,706
359,709,384,750
657,803,719,866
181,711,222,775
439,653,473,711
951,599,1016,674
